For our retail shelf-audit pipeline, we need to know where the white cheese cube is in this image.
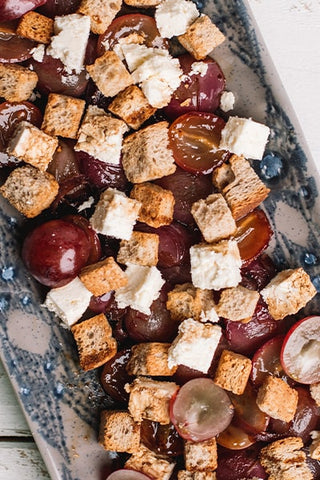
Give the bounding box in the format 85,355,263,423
168,319,222,373
90,188,141,240
115,264,165,315
190,240,242,290
155,0,199,39
219,116,270,160
44,277,92,327
220,91,235,112
47,14,90,74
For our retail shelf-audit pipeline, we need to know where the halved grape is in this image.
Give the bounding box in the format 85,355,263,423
217,423,255,450
141,420,184,457
170,378,234,442
38,0,81,17
216,445,267,480
241,253,277,291
229,383,269,435
251,335,287,387
100,349,134,404
63,215,101,265
0,0,46,21
106,470,151,480
0,32,36,63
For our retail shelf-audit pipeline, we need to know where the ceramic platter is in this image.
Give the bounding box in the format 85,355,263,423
1,1,320,479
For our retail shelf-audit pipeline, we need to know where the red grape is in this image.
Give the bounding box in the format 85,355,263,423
141,420,184,457
0,32,36,63
63,215,101,265
38,0,81,17
216,445,267,480
217,423,256,450
106,470,152,480
241,253,277,291
229,383,269,435
100,349,134,404
251,335,288,387
0,0,46,21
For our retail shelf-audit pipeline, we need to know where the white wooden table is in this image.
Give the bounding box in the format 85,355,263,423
1,1,320,478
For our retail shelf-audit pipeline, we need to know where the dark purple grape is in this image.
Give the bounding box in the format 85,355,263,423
216,445,267,480
0,0,46,21
100,349,134,404
77,151,129,191
141,420,184,457
38,0,81,17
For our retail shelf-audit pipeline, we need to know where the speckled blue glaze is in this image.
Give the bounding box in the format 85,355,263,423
0,1,320,479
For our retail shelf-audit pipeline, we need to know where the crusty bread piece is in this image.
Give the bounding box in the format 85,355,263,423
125,443,176,480
108,85,156,130
191,193,236,243
212,154,270,220
16,11,54,44
0,165,59,218
126,343,177,376
71,313,117,371
166,283,218,323
124,0,162,6
0,63,38,102
86,51,133,98
79,257,128,297
185,438,217,472
256,376,298,422
310,433,320,460
213,349,252,395
78,0,122,34
41,93,85,139
216,285,259,323
99,410,140,453
178,472,216,480
117,231,159,266
122,122,176,183
130,182,175,227
310,382,320,406
126,376,178,424
178,14,225,60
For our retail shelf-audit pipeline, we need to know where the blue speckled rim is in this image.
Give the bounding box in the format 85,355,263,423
1,1,320,479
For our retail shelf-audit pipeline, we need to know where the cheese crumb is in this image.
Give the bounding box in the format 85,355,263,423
155,0,199,39
220,91,235,112
30,44,45,63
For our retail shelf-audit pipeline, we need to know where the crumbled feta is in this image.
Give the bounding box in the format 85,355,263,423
115,264,165,315
168,319,222,373
219,116,270,160
199,305,220,323
78,196,94,212
155,0,199,39
190,240,242,290
190,61,208,77
44,277,92,327
220,91,235,112
90,188,141,240
30,44,45,63
121,43,182,108
47,14,90,74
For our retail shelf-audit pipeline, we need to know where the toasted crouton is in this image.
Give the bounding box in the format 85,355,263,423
117,231,159,266
178,472,216,480
122,122,176,183
78,0,122,34
79,257,128,297
0,63,38,102
86,51,133,98
41,93,85,139
126,343,177,376
213,349,252,395
99,410,140,453
309,432,320,460
124,0,162,6
125,444,176,480
185,438,218,472
0,165,58,218
16,11,54,44
178,14,225,60
310,382,320,406
130,182,175,227
71,313,117,370
216,285,260,323
166,283,218,323
256,376,298,422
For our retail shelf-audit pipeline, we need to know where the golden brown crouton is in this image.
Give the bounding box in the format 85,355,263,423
16,11,54,44
41,93,85,139
130,182,175,227
0,63,38,102
126,343,177,376
213,349,252,395
124,0,162,6
79,257,128,297
117,231,159,266
166,283,218,323
256,376,298,422
185,438,218,472
99,410,140,454
310,382,320,406
125,444,175,480
216,285,260,323
178,472,216,480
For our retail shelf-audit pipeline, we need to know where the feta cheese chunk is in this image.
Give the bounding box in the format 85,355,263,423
30,44,45,62
115,264,165,315
219,116,270,160
220,91,235,112
47,14,90,74
168,319,222,373
90,188,141,240
44,277,92,327
121,43,182,108
190,240,242,290
75,105,128,164
155,0,199,39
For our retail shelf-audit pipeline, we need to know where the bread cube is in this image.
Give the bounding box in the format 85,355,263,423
108,85,156,130
168,319,222,374
0,165,58,218
86,51,133,97
212,155,270,220
256,376,298,422
190,240,242,290
219,116,270,161
99,410,140,453
0,63,38,102
79,257,128,297
122,122,176,183
185,438,217,472
90,188,141,240
41,93,85,139
310,382,320,406
44,277,92,327
178,14,225,60
124,0,162,7
178,472,216,480
191,193,236,243
126,343,177,376
78,0,122,34
71,313,117,370
310,432,320,460
130,182,175,227
7,121,58,171
117,231,159,266
125,444,176,480
261,268,317,320
166,283,218,323
75,105,128,164
126,377,178,424
155,0,199,39
216,285,260,323
213,350,252,395
16,11,54,44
